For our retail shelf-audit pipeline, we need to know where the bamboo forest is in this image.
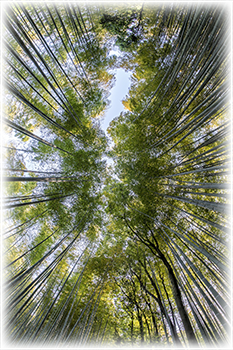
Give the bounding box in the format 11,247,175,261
3,2,231,348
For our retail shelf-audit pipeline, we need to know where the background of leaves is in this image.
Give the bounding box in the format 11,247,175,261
3,3,230,348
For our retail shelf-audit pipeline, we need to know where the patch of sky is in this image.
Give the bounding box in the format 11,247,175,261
101,49,131,168
101,69,131,132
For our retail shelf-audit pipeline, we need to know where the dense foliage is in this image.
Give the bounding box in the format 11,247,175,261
3,3,230,348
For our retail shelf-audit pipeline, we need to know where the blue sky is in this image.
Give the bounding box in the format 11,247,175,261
101,68,131,133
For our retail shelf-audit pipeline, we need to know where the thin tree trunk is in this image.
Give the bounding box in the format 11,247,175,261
148,244,198,344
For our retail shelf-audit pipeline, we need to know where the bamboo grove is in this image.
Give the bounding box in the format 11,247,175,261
3,3,230,348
